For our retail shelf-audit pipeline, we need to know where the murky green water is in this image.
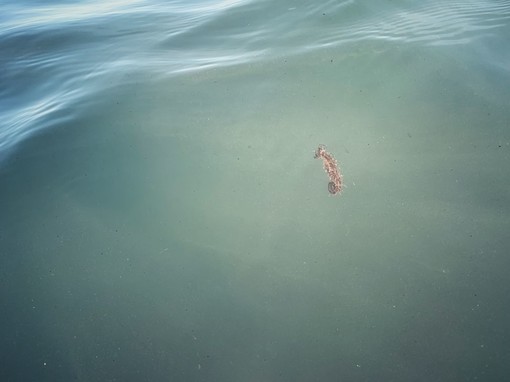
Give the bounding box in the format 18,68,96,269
1,1,510,380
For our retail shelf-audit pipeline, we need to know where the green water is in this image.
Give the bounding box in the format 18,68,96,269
2,12,510,381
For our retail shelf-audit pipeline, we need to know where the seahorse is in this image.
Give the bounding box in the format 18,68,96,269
314,144,342,195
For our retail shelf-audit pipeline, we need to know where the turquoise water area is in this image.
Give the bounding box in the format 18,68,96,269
1,0,510,380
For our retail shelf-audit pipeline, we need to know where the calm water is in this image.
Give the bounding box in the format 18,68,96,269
1,0,510,381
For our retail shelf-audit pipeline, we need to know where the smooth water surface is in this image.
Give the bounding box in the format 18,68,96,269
1,0,510,381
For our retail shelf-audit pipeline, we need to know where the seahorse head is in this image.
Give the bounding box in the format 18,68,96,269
314,144,326,159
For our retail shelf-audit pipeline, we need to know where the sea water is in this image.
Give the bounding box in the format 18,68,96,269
1,0,510,380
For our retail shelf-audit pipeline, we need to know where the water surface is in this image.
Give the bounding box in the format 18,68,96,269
1,0,510,381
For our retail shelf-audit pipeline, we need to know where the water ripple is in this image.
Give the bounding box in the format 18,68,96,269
318,0,510,48
1,0,509,161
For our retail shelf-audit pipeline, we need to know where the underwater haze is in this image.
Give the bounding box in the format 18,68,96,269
1,0,510,380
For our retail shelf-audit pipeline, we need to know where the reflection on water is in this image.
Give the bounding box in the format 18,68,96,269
1,0,510,158
1,0,510,381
